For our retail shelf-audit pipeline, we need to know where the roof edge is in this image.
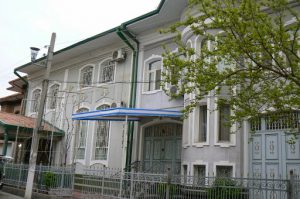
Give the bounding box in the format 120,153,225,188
14,27,118,72
14,0,167,73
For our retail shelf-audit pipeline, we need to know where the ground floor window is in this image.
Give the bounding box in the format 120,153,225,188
216,165,233,177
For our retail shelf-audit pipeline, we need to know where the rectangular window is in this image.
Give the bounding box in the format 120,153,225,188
77,120,87,159
219,105,231,142
194,165,206,179
81,66,93,88
216,165,233,177
145,60,161,92
199,105,207,142
100,61,115,83
183,165,188,183
155,69,161,90
95,121,109,160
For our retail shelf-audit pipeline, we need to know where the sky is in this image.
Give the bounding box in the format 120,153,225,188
0,0,161,98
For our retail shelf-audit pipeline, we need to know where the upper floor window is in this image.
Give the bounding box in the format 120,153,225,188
48,84,59,109
76,108,89,159
99,60,115,83
218,104,231,142
94,104,110,160
80,66,93,88
198,105,207,142
144,60,162,92
31,89,41,112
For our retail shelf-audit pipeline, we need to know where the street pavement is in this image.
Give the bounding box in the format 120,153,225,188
0,191,23,199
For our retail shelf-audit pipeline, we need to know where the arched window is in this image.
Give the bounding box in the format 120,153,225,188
48,84,59,109
80,66,93,88
144,59,162,92
31,89,41,112
76,108,89,159
94,104,110,160
99,60,115,83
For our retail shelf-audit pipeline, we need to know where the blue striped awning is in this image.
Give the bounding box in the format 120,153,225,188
72,108,182,121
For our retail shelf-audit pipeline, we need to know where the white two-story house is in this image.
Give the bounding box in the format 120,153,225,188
13,0,300,179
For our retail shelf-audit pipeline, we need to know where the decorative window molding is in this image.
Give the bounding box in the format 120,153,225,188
213,161,235,177
76,108,89,160
98,58,115,84
47,83,60,110
142,55,162,94
78,65,94,89
31,88,41,113
93,104,110,161
192,160,209,178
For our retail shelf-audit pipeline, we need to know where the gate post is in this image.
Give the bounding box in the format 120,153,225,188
288,170,295,199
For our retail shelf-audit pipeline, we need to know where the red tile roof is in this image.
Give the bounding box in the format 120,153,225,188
0,112,63,133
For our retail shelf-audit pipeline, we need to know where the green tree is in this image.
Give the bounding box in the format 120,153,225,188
162,0,300,125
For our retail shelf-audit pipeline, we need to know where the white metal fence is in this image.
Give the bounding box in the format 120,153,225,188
2,163,74,197
1,163,300,199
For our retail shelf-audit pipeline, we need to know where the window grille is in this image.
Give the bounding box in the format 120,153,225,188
31,89,41,112
265,112,299,130
76,108,89,159
100,60,115,83
48,84,59,109
80,66,93,88
94,104,110,160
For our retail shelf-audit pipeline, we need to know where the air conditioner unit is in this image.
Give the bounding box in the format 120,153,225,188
112,49,126,62
111,101,126,108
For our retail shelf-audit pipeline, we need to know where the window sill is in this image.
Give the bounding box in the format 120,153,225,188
142,90,162,95
90,160,108,167
192,142,209,148
77,86,93,91
214,141,235,148
97,81,114,87
183,144,190,149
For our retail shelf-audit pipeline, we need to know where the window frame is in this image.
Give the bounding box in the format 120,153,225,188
31,88,42,113
47,83,60,110
142,55,163,94
192,161,208,180
93,104,111,161
213,161,235,177
76,108,89,160
213,97,236,147
98,58,116,85
78,65,94,89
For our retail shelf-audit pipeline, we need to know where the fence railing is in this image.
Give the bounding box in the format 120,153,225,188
1,163,300,199
3,163,74,197
76,167,300,199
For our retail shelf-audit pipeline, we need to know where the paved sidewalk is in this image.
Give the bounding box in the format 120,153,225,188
0,191,23,199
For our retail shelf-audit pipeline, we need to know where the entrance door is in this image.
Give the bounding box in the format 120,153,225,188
143,123,182,174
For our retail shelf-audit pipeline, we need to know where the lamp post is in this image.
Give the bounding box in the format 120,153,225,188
24,33,56,199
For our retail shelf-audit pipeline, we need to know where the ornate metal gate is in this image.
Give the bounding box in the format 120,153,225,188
143,123,182,174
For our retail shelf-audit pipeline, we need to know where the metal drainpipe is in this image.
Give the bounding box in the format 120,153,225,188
116,27,139,171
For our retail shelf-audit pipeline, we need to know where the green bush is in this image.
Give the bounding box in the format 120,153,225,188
43,172,57,189
207,178,245,199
